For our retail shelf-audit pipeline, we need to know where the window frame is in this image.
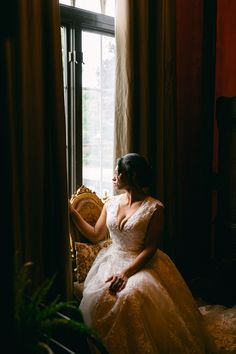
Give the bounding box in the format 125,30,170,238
60,5,115,196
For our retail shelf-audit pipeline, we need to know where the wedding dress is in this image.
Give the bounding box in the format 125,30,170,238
79,194,236,354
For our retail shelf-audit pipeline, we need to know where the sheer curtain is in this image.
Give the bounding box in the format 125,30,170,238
115,0,177,256
0,0,72,311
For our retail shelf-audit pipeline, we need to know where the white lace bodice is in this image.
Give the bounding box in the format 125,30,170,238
105,194,162,253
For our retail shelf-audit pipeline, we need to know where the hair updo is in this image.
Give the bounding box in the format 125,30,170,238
117,153,153,189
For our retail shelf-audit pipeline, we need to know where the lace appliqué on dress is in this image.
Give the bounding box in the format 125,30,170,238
199,305,236,353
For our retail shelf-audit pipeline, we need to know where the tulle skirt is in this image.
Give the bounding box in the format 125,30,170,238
80,247,209,354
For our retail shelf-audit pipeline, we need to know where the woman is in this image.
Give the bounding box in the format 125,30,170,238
69,153,235,354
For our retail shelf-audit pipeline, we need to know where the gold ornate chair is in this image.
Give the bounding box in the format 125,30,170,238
69,185,111,301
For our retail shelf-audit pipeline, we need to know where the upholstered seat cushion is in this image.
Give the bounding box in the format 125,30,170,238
73,281,84,302
74,239,112,301
75,239,112,283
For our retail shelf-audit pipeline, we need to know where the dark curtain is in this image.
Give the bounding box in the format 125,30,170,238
0,4,72,341
115,0,177,257
115,0,214,278
175,0,214,277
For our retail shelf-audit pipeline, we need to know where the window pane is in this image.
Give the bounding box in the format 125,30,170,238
105,0,116,16
75,0,101,13
59,0,115,16
82,31,115,197
74,0,115,16
82,34,101,89
60,0,72,5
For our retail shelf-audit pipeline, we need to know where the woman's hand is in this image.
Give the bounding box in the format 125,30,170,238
105,273,128,293
68,201,108,243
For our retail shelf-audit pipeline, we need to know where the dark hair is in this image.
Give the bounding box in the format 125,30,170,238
117,153,153,188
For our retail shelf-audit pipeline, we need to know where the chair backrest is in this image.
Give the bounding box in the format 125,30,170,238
70,185,110,280
70,185,104,238
69,185,108,271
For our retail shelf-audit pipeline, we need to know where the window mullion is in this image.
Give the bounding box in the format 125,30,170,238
74,27,83,192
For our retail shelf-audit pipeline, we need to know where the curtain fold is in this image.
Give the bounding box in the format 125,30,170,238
1,0,72,300
115,0,177,256
0,4,18,348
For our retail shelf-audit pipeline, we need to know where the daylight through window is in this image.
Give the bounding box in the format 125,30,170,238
60,1,115,198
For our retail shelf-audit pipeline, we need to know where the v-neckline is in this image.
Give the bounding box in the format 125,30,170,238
116,194,148,231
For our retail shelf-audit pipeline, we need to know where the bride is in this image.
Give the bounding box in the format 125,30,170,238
69,153,236,354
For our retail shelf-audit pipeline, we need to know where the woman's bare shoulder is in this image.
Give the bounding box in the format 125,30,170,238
148,196,165,209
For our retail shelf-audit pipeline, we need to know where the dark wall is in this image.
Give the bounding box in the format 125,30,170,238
175,0,236,288
215,0,236,99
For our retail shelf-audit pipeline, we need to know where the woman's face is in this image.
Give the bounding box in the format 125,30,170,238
112,166,127,190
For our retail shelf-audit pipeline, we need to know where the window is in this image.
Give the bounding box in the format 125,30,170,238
60,0,115,16
60,2,115,198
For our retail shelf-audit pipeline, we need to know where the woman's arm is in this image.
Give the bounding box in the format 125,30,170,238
69,202,108,243
106,205,164,293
